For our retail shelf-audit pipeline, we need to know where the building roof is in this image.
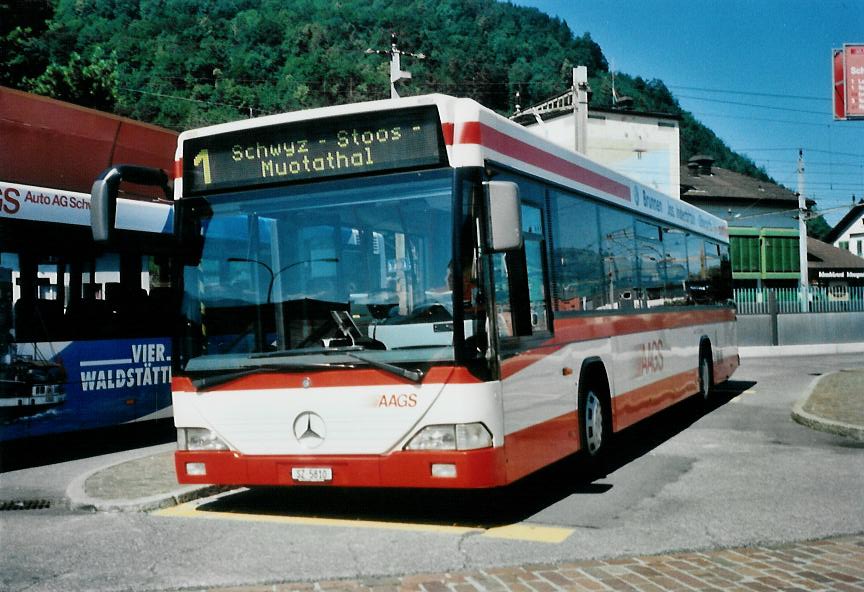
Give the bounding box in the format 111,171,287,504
680,163,803,204
511,88,680,126
823,203,864,244
807,236,864,270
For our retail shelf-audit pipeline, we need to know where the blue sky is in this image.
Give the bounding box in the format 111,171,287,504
514,0,864,226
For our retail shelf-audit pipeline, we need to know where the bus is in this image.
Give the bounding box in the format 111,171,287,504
1,87,178,446
92,94,738,489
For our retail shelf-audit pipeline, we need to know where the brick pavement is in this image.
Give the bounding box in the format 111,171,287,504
193,535,864,592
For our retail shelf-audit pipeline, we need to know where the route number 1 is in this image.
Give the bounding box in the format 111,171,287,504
194,149,212,185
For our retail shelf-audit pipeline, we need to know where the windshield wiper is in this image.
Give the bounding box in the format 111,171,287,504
197,339,423,387
190,362,352,391
345,352,424,383
252,345,364,359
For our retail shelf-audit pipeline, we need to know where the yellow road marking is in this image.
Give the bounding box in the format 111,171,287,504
482,523,573,543
155,502,481,535
154,502,573,543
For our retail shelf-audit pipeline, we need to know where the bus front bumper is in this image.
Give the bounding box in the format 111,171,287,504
175,448,507,489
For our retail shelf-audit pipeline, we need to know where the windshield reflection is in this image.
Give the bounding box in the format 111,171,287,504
181,170,461,369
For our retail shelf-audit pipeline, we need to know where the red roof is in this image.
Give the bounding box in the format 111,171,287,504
0,86,177,198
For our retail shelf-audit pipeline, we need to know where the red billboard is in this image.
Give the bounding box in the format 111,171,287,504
835,44,864,120
845,44,864,118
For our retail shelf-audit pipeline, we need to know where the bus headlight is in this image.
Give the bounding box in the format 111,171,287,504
177,428,229,451
405,423,492,451
456,423,494,450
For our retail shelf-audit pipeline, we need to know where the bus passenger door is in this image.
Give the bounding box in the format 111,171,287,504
493,203,576,477
492,204,548,340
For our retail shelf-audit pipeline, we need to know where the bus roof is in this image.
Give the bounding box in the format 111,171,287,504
175,94,728,242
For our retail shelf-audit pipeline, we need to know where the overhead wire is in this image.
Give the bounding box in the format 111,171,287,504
666,84,828,103
116,78,862,204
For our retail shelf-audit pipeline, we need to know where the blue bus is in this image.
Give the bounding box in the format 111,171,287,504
1,87,178,455
1,179,175,443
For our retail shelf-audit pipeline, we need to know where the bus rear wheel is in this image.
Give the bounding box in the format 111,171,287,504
579,373,611,462
698,348,714,402
582,389,605,455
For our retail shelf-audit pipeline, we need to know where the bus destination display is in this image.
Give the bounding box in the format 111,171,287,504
183,106,447,195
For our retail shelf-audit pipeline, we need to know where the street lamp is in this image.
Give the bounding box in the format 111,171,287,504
227,257,339,303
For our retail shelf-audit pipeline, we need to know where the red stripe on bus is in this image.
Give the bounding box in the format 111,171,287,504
171,310,736,391
172,365,483,393
552,308,735,344
501,308,736,379
457,121,631,201
441,122,455,146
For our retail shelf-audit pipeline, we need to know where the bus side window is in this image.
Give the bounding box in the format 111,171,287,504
493,251,530,338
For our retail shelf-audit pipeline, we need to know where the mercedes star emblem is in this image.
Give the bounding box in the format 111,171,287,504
293,411,326,449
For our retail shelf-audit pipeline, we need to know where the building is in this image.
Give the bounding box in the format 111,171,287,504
515,91,681,199
823,202,864,258
806,236,864,292
679,155,813,290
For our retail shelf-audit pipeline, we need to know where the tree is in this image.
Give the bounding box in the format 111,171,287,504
806,209,832,240
25,48,119,111
0,0,52,88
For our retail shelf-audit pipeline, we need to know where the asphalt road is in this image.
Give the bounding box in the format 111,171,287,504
1,353,862,592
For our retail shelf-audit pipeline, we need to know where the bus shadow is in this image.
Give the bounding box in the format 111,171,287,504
197,380,755,528
0,419,175,473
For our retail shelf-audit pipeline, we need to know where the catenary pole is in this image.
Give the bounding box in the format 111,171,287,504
366,34,425,99
798,149,809,312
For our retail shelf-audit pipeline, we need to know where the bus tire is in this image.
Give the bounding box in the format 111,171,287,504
578,367,611,461
697,343,714,403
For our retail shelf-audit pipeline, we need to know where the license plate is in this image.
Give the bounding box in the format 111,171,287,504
291,467,333,482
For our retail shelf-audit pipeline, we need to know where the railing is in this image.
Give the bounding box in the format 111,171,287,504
734,287,864,314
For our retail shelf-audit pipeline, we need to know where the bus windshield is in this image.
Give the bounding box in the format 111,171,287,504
180,169,464,372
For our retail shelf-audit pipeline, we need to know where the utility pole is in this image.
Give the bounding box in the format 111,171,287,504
366,34,425,99
797,149,809,312
572,66,590,154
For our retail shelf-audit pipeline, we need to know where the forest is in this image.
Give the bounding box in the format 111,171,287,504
2,0,768,179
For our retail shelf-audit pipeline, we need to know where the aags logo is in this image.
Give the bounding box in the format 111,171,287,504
639,339,664,376
376,393,418,408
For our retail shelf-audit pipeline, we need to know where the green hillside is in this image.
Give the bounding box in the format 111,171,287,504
1,0,768,180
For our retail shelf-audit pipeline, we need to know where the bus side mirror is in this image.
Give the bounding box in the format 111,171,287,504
91,175,116,243
484,181,522,252
91,165,170,243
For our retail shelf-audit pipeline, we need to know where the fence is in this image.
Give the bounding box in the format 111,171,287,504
734,286,864,314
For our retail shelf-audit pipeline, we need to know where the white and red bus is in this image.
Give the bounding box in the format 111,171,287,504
93,94,738,488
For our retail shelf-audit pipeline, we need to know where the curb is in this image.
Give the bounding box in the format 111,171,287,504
65,449,225,512
791,371,864,442
740,342,864,358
